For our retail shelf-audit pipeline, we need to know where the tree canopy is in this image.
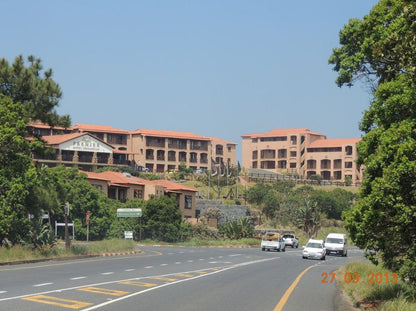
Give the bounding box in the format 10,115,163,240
330,0,416,284
0,55,70,127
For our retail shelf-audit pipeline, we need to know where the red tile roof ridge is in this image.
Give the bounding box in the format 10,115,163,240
308,138,361,148
242,128,325,138
131,128,210,140
28,122,69,130
209,137,237,145
41,132,88,145
72,123,129,134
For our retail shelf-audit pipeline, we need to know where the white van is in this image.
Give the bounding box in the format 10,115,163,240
325,233,347,256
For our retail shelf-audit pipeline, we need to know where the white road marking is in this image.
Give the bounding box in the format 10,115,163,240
145,266,153,269
81,258,277,311
0,291,7,294
70,276,86,280
175,262,181,264
0,258,277,304
187,260,193,262
199,259,205,261
160,264,168,266
33,283,53,287
229,254,242,257
125,269,135,272
101,272,114,275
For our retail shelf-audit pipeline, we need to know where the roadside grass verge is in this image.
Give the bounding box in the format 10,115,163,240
137,238,260,247
0,239,136,263
337,261,416,310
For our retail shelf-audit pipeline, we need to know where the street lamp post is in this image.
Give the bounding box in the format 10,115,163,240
64,202,71,249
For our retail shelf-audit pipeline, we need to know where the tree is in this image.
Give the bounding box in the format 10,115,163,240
0,55,71,244
0,95,38,244
0,55,70,127
330,0,416,284
141,196,185,242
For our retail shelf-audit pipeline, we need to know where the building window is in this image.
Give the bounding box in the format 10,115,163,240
345,162,353,168
185,195,192,209
92,184,103,191
134,189,143,199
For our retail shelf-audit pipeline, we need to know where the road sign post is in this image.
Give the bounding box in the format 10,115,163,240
86,211,90,242
64,202,71,249
116,208,142,240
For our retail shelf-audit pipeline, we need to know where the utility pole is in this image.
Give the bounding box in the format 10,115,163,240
64,202,71,249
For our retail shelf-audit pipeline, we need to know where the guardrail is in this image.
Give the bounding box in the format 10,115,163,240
248,173,361,187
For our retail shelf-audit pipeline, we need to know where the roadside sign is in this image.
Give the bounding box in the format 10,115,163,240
117,208,142,218
124,231,133,239
86,211,90,224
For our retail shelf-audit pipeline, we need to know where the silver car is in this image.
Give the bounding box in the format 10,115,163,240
302,239,326,260
283,234,299,248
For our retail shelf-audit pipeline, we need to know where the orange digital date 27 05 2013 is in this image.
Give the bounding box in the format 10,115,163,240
321,272,398,284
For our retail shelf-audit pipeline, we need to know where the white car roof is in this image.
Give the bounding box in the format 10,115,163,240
307,239,324,244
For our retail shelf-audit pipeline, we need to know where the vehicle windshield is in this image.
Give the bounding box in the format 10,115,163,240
326,238,343,244
283,235,294,239
306,242,323,249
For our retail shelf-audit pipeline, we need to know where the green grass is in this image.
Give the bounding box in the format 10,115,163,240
137,238,260,247
0,239,136,263
337,261,416,310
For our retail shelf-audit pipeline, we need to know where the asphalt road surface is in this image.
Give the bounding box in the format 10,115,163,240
0,245,364,311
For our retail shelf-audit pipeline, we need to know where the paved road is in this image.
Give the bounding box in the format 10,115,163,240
0,246,364,311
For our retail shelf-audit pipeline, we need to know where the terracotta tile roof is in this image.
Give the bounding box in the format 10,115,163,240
132,129,211,141
41,133,89,145
81,171,145,186
209,137,237,145
242,128,325,138
151,180,198,193
308,138,361,148
41,133,114,149
28,122,69,130
81,170,197,193
72,123,129,134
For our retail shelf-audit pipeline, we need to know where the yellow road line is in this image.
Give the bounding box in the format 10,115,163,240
119,281,157,288
274,264,318,311
77,287,129,296
22,295,92,309
174,273,194,278
149,276,177,282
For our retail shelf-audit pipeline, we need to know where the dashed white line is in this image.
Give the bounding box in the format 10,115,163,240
70,277,86,280
145,266,153,269
229,254,242,257
125,269,135,272
199,259,205,261
175,262,181,264
187,260,193,263
0,291,7,294
160,264,168,266
101,272,114,275
33,283,53,287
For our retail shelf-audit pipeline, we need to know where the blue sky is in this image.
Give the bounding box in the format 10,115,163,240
2,1,378,157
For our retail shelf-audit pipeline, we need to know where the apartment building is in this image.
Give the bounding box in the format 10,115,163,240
130,129,236,173
242,128,362,183
28,123,237,173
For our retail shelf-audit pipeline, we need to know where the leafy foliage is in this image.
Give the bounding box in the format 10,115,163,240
0,95,38,244
330,0,416,285
0,55,70,127
141,195,189,242
219,218,255,239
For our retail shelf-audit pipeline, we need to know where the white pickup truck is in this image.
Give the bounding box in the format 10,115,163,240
261,232,286,252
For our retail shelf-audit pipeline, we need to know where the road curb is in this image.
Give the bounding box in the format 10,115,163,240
101,250,142,256
0,254,99,266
